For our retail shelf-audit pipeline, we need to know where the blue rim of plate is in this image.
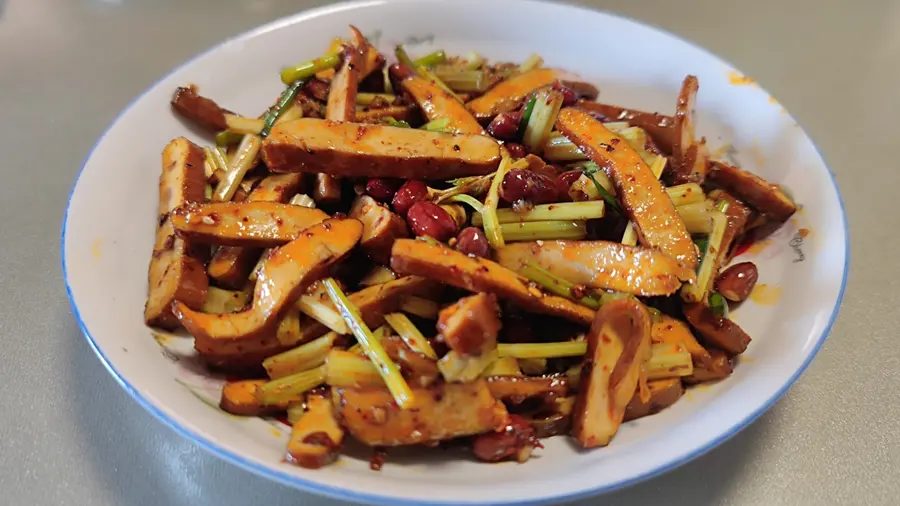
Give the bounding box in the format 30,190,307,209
61,0,850,504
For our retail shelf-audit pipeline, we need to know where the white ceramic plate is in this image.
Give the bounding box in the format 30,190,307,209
62,0,848,504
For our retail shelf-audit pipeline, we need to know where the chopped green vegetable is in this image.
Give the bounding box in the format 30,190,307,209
357,93,396,105
413,50,447,68
263,332,339,379
215,131,243,147
394,45,417,70
323,278,415,408
517,95,537,138
522,88,564,154
579,163,622,214
517,53,543,73
708,292,729,319
256,365,326,405
693,235,710,257
384,313,437,359
682,209,728,303
645,343,694,379
497,341,586,359
498,220,587,241
462,51,485,70
213,134,261,202
260,80,304,138
381,117,411,128
519,261,602,310
422,117,452,132
482,156,514,248
431,69,490,93
398,295,440,320
472,199,604,225
446,193,485,214
280,53,341,85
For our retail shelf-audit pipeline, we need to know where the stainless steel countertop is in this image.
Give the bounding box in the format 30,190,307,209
0,0,893,504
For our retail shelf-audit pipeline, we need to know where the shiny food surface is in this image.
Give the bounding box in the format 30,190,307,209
8,1,890,505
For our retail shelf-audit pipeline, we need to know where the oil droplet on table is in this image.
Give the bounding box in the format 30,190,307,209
750,283,782,305
727,71,756,86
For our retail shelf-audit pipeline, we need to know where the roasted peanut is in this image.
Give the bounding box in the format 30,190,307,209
715,261,758,302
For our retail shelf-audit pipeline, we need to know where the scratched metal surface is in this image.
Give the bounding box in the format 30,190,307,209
0,0,893,505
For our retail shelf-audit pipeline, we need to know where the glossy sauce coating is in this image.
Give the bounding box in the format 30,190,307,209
401,75,484,135
556,108,698,269
467,68,599,120
263,119,502,180
170,201,329,247
495,240,696,296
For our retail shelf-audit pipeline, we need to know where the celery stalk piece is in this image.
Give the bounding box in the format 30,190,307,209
263,332,339,379
543,133,586,161
438,349,498,383
289,193,316,208
394,45,417,70
497,341,587,359
517,53,543,73
398,296,439,320
482,155,514,248
681,209,728,303
666,183,706,207
323,279,415,408
472,200,604,225
384,313,437,359
644,343,694,380
677,201,715,234
522,88,565,154
296,295,349,335
213,134,261,202
280,53,341,85
256,365,327,405
463,51,485,70
413,50,447,68
215,131,244,147
709,292,729,319
517,95,538,138
498,220,587,242
358,265,397,287
480,356,522,377
324,349,385,388
518,357,547,375
446,193,485,214
519,261,603,310
422,118,452,132
431,70,489,93
224,115,265,135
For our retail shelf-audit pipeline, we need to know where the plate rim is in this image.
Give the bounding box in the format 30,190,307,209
60,0,850,504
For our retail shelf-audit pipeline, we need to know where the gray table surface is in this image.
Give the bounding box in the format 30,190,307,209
1,0,895,504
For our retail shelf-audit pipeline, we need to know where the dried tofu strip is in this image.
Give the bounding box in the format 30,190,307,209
390,239,595,325
402,75,484,134
207,174,304,289
574,100,675,154
671,75,709,184
708,161,796,222
144,138,209,329
467,68,598,120
495,240,695,296
171,202,329,247
333,380,508,446
572,299,652,448
263,118,501,180
173,219,362,364
556,108,698,269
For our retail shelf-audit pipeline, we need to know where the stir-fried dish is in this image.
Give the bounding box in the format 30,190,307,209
147,26,797,469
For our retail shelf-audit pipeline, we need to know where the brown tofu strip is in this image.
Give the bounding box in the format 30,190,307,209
556,108,698,269
623,378,684,422
574,100,676,155
349,25,385,80
333,380,508,446
381,335,440,387
402,75,484,134
349,195,409,265
683,303,751,356
671,75,709,184
708,160,797,222
173,218,362,359
171,202,329,247
263,118,501,180
467,68,599,120
208,174,304,289
144,138,209,329
326,46,361,122
437,293,501,356
219,379,298,416
495,240,696,297
170,86,231,132
572,299,652,448
285,394,344,469
651,315,712,367
390,239,595,326
684,348,733,384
